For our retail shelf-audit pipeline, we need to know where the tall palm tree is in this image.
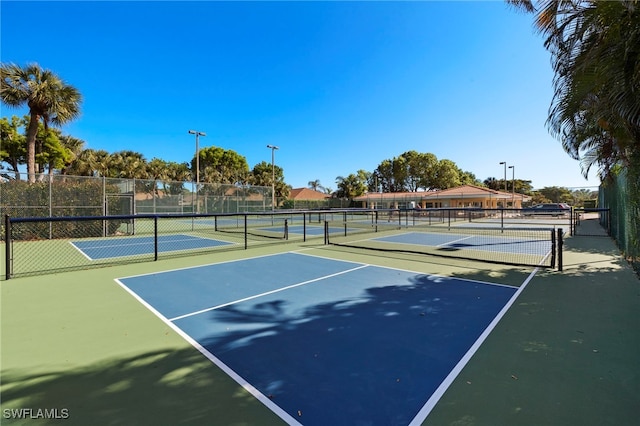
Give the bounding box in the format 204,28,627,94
165,162,191,196
93,150,112,177
65,148,93,176
147,158,170,197
147,158,169,181
308,179,324,192
168,162,192,182
0,63,82,182
507,0,640,180
58,135,86,175
552,2,640,178
335,174,367,199
112,150,147,179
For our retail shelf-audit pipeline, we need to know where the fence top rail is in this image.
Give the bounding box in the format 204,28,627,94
1,208,425,223
4,210,371,223
4,206,612,224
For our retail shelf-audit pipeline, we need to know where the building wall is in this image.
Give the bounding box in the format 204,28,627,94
359,195,525,209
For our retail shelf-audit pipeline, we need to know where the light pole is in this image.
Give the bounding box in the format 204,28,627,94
266,144,279,211
508,165,515,207
499,161,507,208
189,130,206,213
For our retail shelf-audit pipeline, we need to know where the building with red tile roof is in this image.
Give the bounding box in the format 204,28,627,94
289,188,330,201
353,185,529,209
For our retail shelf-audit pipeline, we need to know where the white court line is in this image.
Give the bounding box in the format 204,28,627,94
117,251,300,280
292,249,518,289
167,264,370,322
368,231,475,247
73,235,235,261
116,250,535,424
291,249,367,266
408,266,541,425
72,234,216,250
113,277,303,426
368,232,475,250
69,241,93,260
436,234,475,247
342,231,553,268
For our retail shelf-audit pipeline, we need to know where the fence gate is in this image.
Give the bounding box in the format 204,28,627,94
105,194,134,235
572,208,611,237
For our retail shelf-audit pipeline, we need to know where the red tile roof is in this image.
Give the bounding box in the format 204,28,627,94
289,188,330,200
354,185,527,200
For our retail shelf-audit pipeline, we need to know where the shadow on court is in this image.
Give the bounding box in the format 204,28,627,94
185,273,515,426
0,348,284,426
1,231,638,426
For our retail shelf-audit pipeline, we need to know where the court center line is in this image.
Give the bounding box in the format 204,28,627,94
167,264,370,322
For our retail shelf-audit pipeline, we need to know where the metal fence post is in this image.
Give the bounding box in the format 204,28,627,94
550,228,557,270
49,176,53,239
5,214,11,280
324,220,329,244
154,215,158,261
244,214,248,249
102,177,107,236
557,228,563,271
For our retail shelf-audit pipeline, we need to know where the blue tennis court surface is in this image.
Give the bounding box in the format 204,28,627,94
374,231,552,255
116,252,519,425
72,234,233,260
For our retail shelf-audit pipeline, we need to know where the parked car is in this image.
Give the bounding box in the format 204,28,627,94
522,203,571,217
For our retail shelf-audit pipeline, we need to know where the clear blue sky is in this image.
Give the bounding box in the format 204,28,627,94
1,0,599,191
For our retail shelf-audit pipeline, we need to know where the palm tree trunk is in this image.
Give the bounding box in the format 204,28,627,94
26,112,40,183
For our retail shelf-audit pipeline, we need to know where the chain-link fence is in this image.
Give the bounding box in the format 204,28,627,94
0,171,273,222
4,208,568,279
599,168,640,274
281,198,354,210
3,211,337,278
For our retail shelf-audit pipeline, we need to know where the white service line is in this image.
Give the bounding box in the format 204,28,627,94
168,264,370,322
